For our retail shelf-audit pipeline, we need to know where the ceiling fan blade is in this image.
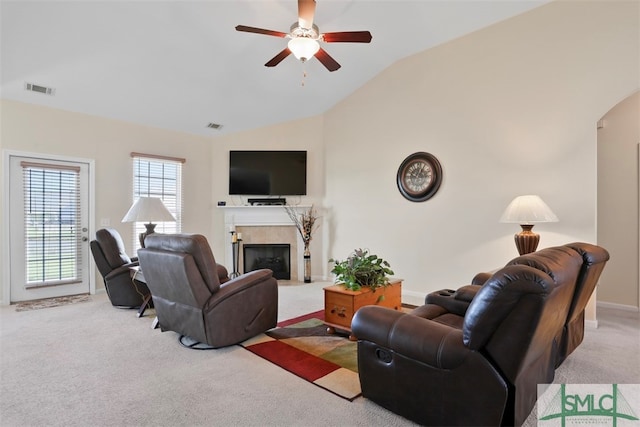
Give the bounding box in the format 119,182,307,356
315,48,341,72
265,48,292,67
322,31,373,43
298,0,316,29
235,25,287,38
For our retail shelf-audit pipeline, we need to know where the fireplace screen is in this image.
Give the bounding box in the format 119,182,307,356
243,244,291,280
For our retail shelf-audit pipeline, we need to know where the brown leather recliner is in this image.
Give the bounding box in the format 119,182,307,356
424,242,610,367
91,228,150,308
352,245,587,426
555,242,609,366
138,233,278,348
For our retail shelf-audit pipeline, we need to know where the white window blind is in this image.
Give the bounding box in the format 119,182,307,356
131,153,183,250
21,161,82,287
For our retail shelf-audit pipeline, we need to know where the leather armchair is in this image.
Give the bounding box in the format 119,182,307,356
90,228,150,308
352,245,588,426
138,233,278,348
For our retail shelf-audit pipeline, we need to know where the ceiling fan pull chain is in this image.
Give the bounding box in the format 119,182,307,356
301,67,307,87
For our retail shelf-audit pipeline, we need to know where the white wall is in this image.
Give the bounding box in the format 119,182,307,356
3,1,638,311
598,91,640,309
210,115,327,277
0,100,214,297
323,0,639,302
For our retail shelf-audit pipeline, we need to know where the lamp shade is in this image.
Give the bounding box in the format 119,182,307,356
288,37,320,61
121,197,175,223
499,195,559,225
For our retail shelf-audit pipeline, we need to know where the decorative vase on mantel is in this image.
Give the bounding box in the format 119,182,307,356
283,205,319,284
303,243,311,283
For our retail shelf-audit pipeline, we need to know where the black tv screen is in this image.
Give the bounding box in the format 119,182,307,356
229,150,307,196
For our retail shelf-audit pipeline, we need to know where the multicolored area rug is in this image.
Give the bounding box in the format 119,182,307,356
14,294,91,312
240,310,361,401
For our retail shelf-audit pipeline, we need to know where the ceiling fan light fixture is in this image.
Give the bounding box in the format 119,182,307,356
236,3,371,72
287,37,320,61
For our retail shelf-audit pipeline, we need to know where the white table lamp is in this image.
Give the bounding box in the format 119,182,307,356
500,195,559,255
122,197,175,247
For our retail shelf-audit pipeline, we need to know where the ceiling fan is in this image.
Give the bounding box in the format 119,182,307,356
235,0,372,72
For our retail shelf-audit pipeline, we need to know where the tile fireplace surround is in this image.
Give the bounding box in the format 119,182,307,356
220,205,311,282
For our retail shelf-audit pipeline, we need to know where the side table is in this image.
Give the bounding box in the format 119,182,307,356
324,279,402,340
130,267,157,328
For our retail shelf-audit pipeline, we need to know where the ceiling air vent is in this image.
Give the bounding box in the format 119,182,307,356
24,82,55,96
207,123,223,130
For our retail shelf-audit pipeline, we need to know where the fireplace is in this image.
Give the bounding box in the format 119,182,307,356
220,205,313,282
243,244,291,280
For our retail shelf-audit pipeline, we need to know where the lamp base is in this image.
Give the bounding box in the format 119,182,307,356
514,224,540,255
139,223,157,248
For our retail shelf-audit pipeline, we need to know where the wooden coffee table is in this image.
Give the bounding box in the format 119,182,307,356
324,279,402,340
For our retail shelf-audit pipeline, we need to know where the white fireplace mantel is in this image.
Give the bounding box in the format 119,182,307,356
220,205,311,228
219,205,311,281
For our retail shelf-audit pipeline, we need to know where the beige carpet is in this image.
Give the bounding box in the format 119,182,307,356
1,281,638,426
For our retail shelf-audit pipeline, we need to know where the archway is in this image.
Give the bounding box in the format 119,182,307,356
597,91,640,310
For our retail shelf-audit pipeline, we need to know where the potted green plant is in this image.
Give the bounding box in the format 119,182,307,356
329,248,394,291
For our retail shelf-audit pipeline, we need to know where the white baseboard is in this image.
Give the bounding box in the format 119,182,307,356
585,319,598,329
597,300,640,312
402,290,425,307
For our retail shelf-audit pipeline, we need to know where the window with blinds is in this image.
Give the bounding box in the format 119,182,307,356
21,162,82,286
131,153,184,250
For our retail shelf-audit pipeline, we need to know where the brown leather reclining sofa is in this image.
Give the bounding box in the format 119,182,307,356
351,242,609,426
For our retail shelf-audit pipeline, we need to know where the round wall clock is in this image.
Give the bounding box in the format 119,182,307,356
396,152,443,202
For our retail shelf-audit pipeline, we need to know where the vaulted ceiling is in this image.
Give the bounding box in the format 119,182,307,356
1,1,548,136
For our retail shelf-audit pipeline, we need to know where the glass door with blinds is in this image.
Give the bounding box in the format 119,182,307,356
8,155,91,302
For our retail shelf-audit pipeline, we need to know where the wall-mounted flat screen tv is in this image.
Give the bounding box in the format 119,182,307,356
229,150,307,196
